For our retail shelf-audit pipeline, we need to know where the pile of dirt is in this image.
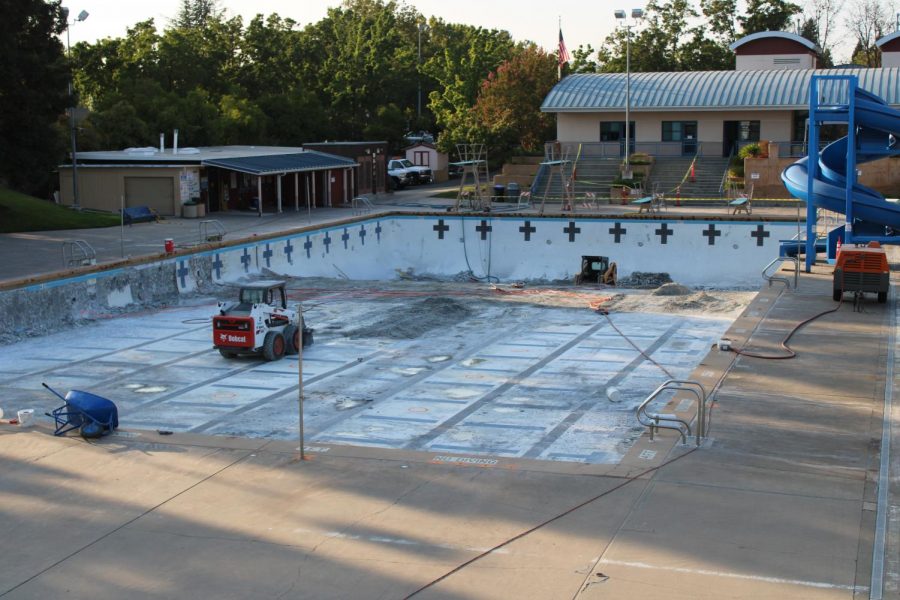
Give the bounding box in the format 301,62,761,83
663,292,737,312
601,289,754,316
345,296,474,339
652,283,692,296
616,272,673,289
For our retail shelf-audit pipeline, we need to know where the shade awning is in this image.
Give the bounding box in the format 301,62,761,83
202,151,357,175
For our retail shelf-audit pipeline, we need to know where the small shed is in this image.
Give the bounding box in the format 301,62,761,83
404,143,449,183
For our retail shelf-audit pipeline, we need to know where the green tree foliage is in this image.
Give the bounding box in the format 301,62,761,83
0,0,69,195
422,20,517,153
471,45,558,154
174,0,223,29
738,0,802,35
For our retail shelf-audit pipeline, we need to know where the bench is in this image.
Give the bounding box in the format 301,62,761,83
122,205,158,225
729,196,751,215
631,196,654,213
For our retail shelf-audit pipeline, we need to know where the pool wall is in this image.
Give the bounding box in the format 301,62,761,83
184,215,798,289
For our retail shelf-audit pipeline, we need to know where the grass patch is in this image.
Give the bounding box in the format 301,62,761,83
0,187,121,233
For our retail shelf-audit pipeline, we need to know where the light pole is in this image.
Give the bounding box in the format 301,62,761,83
63,7,89,210
614,8,642,180
417,20,427,123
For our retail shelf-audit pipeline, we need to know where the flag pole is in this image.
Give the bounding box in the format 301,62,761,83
558,16,562,81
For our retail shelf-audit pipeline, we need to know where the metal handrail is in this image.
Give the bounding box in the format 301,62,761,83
762,256,799,289
636,379,708,445
352,196,374,215
199,220,226,243
61,240,96,268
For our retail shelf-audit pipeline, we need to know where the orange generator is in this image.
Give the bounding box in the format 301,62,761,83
833,241,889,303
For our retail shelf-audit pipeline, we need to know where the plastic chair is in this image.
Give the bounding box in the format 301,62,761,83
43,383,119,437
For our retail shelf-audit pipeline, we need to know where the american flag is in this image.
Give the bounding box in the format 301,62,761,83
558,28,571,67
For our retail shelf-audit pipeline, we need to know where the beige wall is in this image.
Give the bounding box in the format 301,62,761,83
736,54,816,70
59,167,185,214
557,110,794,144
883,53,900,68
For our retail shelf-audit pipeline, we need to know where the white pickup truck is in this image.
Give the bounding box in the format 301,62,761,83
387,159,432,185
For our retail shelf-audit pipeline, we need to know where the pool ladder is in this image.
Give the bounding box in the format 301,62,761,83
762,255,799,289
61,240,96,268
636,379,709,446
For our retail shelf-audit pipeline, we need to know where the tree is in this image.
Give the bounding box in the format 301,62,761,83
174,0,223,29
0,0,69,195
422,19,516,152
570,44,599,73
472,45,558,154
846,0,894,66
739,0,802,35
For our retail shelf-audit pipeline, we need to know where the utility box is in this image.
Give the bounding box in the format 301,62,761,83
833,242,889,303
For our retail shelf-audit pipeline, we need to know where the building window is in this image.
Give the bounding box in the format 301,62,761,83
738,121,760,141
600,121,635,141
662,121,697,141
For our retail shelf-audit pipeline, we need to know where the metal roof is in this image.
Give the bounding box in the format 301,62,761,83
729,31,820,53
76,145,305,163
201,151,357,175
541,68,900,112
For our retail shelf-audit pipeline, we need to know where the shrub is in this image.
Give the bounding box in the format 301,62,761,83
738,143,761,159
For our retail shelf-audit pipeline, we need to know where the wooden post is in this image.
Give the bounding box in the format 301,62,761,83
294,172,299,211
277,173,283,213
257,176,263,217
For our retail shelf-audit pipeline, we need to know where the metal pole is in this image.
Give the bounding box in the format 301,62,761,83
120,194,125,257
624,25,631,177
298,326,305,461
67,24,80,210
417,22,423,122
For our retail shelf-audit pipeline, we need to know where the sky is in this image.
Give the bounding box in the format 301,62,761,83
60,0,621,55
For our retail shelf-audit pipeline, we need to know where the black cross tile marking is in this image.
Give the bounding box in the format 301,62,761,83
262,244,273,268
655,223,674,244
751,224,770,247
702,223,721,246
177,261,189,288
359,225,367,245
564,221,581,242
240,248,252,272
609,222,626,243
519,220,536,241
476,219,492,240
212,254,223,278
283,240,294,264
304,238,313,258
375,222,382,242
342,228,350,249
323,233,332,254
433,219,450,240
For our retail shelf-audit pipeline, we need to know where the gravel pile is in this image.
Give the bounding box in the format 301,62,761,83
345,297,474,339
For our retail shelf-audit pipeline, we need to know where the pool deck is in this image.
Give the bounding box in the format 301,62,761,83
2,261,898,598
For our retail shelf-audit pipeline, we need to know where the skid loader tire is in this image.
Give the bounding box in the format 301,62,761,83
283,325,300,355
263,331,286,361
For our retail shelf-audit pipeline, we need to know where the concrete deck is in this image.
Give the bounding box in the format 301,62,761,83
2,265,897,599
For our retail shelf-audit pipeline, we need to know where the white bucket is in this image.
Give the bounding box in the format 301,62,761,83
17,409,35,428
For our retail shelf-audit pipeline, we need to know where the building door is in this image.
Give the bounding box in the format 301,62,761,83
663,121,698,156
124,176,175,215
723,120,761,157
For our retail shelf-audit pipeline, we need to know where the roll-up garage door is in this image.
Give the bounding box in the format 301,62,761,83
124,177,175,216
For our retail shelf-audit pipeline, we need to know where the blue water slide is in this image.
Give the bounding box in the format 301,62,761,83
781,87,900,229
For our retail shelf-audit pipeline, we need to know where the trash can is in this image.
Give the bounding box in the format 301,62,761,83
492,184,505,201
507,182,520,202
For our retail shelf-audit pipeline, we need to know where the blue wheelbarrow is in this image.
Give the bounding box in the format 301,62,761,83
43,383,119,438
